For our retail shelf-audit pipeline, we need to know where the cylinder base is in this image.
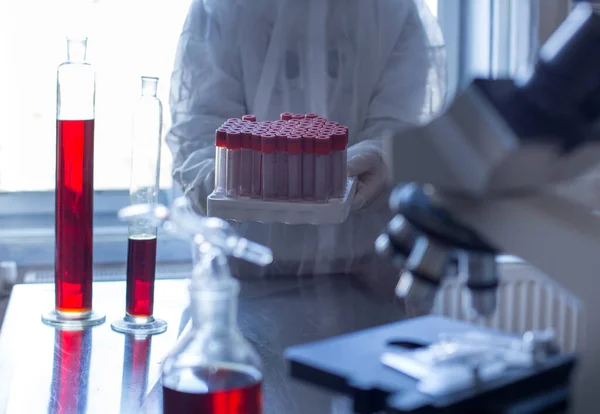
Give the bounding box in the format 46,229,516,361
111,314,167,335
42,309,106,330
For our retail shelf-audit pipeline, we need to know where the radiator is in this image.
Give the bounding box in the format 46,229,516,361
433,263,583,353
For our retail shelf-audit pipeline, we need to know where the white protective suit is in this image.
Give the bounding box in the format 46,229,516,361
168,0,446,277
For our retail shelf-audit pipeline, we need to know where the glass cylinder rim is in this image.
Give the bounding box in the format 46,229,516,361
66,36,89,43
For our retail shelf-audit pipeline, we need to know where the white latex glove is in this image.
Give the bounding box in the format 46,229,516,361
347,142,388,211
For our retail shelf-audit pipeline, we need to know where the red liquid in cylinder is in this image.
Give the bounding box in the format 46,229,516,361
55,119,94,313
163,367,262,414
126,235,157,317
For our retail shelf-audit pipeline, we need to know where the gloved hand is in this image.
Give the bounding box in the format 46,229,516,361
347,141,388,211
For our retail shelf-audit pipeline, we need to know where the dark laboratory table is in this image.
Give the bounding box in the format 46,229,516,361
0,274,406,414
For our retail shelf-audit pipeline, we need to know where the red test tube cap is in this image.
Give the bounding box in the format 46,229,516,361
305,113,319,119
331,131,346,150
276,133,288,152
302,133,316,154
287,134,303,154
315,135,332,155
280,112,293,121
251,132,262,151
292,114,305,120
215,128,228,147
226,131,241,150
242,114,257,122
261,133,277,153
241,131,253,149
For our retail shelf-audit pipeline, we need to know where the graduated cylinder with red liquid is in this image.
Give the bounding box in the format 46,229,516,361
42,37,105,328
111,76,167,336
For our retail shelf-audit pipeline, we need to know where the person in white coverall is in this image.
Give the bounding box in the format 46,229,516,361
167,0,446,278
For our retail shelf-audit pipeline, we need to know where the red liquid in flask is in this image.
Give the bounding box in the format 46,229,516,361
163,367,263,414
126,235,157,317
55,119,94,314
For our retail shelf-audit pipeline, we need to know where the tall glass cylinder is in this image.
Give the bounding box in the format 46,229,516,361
111,76,167,335
42,37,105,328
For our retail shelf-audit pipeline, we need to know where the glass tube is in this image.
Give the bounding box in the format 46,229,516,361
111,76,167,335
42,37,105,328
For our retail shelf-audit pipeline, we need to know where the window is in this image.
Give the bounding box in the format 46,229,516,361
426,0,439,17
0,0,192,192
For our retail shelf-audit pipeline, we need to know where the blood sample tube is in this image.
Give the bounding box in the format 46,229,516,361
292,114,305,120
305,113,319,119
262,134,277,200
251,131,262,198
239,130,253,196
226,131,241,197
214,128,228,194
314,136,332,202
302,134,316,200
43,37,105,328
287,134,302,201
330,131,348,199
280,112,293,121
276,132,289,199
242,114,257,122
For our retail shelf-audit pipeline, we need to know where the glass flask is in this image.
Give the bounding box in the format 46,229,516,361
112,76,167,335
43,37,105,328
116,196,272,414
162,248,263,414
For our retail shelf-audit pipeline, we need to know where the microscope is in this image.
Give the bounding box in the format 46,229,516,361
286,4,600,413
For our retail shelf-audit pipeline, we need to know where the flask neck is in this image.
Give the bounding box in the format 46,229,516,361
67,38,88,63
190,279,239,332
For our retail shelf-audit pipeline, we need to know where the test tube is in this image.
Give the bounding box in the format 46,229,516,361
226,131,241,197
275,132,289,199
214,128,228,194
111,76,167,335
305,113,319,119
251,131,262,198
280,112,293,121
239,130,253,196
242,114,257,122
302,133,316,200
330,130,348,199
315,135,332,203
262,133,277,200
292,114,305,120
288,134,303,201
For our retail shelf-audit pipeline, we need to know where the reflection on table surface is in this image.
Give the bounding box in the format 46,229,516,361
0,274,406,414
